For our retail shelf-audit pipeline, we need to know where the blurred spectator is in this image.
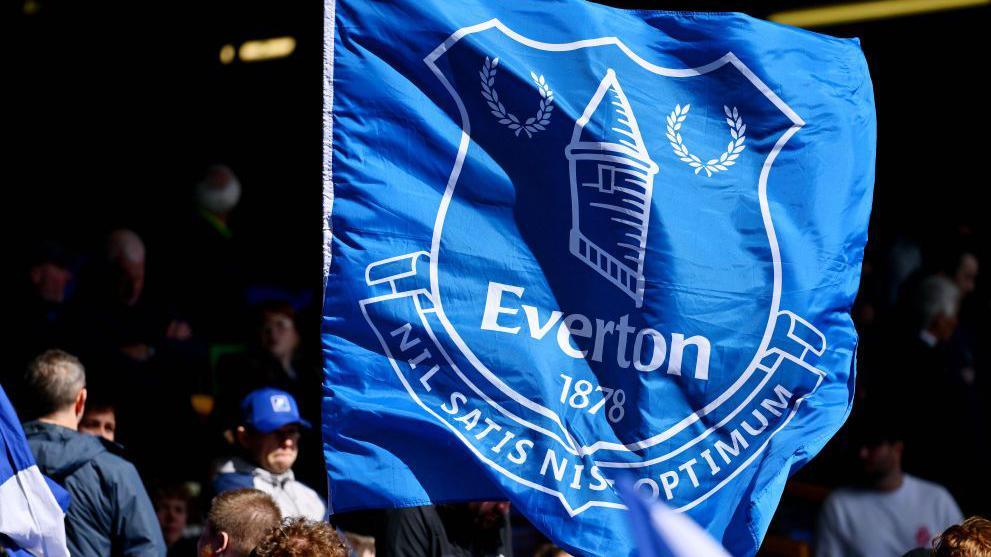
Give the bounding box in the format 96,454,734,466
198,488,281,557
78,398,116,442
379,502,513,557
889,275,986,510
153,482,199,557
884,234,923,309
933,516,991,557
815,412,962,557
213,389,325,521
195,164,241,234
167,164,250,344
69,229,205,479
71,229,195,368
343,532,376,557
21,350,165,557
249,517,347,557
912,275,960,349
10,241,76,386
938,250,979,301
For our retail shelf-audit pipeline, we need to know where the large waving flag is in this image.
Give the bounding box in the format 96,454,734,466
321,1,875,555
0,385,70,557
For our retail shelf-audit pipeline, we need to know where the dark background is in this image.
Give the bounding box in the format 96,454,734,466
10,0,988,274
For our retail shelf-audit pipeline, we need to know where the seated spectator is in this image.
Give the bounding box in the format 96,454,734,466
153,482,199,557
379,502,512,557
815,412,962,557
890,275,982,509
69,229,205,479
937,248,979,302
249,517,347,557
10,241,76,387
911,275,961,352
78,397,116,442
215,302,318,430
198,489,281,557
933,516,991,557
214,389,325,521
343,532,375,557
21,350,165,557
70,229,196,370
165,164,250,344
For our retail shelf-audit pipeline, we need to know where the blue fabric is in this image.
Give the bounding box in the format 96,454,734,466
322,1,875,555
0,534,34,557
620,476,678,557
1,386,68,554
1,386,38,481
617,474,728,557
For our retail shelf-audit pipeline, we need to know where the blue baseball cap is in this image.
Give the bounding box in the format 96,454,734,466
240,388,312,433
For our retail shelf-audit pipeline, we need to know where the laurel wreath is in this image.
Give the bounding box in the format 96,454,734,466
666,104,746,177
480,56,554,138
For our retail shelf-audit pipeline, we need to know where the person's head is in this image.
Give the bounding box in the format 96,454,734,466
249,517,347,557
256,302,300,365
933,516,991,557
852,411,904,488
27,242,73,304
198,489,281,557
79,400,116,442
24,350,86,426
939,249,979,299
196,164,242,216
915,275,960,342
236,389,311,474
106,229,146,306
153,483,194,547
342,532,375,557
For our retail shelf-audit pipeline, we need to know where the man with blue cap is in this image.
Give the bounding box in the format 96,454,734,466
213,388,325,521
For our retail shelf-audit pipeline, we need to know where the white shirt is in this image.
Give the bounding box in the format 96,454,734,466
815,474,962,557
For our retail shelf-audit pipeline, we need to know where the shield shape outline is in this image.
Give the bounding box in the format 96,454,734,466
421,18,807,470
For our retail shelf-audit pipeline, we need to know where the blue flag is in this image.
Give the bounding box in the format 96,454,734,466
0,385,70,557
321,1,875,555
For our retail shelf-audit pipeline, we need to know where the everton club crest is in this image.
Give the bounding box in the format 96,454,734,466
357,19,829,516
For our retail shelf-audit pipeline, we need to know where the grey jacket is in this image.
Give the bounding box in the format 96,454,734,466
214,457,326,521
23,421,165,557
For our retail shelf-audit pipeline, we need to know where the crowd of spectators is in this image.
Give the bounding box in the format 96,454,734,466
4,163,990,557
781,222,991,556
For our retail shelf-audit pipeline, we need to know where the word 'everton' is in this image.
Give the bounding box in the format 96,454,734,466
481,282,711,379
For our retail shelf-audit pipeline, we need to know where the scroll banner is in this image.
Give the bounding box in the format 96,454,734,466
322,1,875,555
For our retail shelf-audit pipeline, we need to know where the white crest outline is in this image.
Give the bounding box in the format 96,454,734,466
371,18,822,514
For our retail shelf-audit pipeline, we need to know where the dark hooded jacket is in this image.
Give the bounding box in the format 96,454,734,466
23,421,165,557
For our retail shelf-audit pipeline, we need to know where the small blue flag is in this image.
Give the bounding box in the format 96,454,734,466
321,1,875,555
0,385,70,557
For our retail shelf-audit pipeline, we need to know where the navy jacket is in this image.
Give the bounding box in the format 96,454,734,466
23,421,165,557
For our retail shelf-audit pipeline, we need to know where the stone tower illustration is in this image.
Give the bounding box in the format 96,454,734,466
565,69,659,308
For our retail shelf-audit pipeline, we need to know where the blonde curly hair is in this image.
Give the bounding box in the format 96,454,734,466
250,517,347,557
934,516,991,557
